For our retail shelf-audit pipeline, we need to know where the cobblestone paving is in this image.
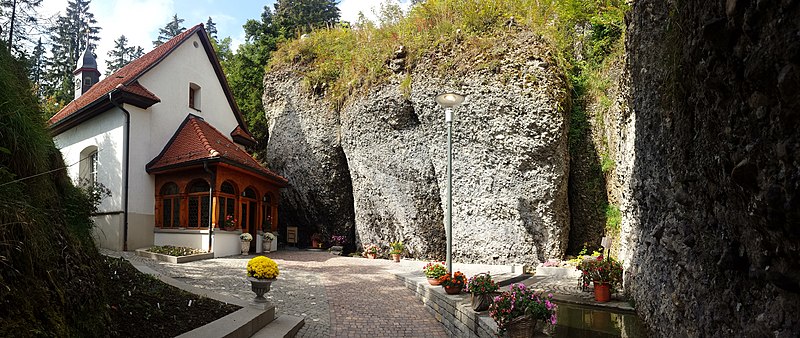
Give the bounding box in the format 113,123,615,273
116,250,446,337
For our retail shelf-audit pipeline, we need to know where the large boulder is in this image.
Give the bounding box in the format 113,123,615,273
263,31,571,264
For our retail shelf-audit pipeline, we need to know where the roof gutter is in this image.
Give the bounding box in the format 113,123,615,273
108,89,131,251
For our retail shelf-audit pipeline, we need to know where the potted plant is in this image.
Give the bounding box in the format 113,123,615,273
262,232,276,253
246,256,279,303
330,235,346,255
310,233,324,248
489,283,557,337
441,271,467,294
363,244,380,259
223,214,237,231
466,273,500,311
577,255,623,302
240,233,253,255
388,241,404,262
423,261,447,285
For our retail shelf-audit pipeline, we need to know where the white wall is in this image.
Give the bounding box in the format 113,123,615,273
54,109,125,213
154,229,211,251
136,31,240,175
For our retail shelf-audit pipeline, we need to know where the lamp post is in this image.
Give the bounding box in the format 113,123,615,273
435,92,465,275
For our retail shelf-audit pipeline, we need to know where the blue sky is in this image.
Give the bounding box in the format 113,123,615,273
39,0,410,74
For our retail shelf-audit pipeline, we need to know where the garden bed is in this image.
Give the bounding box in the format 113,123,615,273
136,246,214,263
104,257,240,337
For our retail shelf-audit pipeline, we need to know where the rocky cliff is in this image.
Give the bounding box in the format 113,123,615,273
614,0,800,336
264,31,571,263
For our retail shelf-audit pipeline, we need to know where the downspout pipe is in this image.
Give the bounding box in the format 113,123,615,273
108,90,130,251
203,161,215,251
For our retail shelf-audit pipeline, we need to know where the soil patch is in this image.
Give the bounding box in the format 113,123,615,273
104,257,240,337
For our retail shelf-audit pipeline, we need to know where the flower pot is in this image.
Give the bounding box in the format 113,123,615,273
248,277,275,303
391,253,401,262
593,282,611,302
427,277,443,286
443,285,462,295
367,253,377,259
471,292,495,312
506,315,543,338
264,240,272,253
311,239,321,248
241,241,251,255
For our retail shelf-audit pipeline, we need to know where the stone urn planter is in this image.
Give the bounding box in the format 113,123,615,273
241,241,251,255
249,277,275,303
263,240,272,253
330,245,343,255
593,282,611,302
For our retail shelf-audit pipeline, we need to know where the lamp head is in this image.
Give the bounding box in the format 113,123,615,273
435,92,465,108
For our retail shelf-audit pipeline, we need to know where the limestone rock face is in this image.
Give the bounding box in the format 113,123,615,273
262,70,355,243
264,31,571,264
619,0,800,336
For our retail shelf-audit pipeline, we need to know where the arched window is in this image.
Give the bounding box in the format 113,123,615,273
262,193,274,231
218,181,237,228
79,145,98,186
243,187,256,199
159,182,180,227
186,179,210,228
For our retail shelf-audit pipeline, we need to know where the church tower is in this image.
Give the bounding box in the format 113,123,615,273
73,45,101,100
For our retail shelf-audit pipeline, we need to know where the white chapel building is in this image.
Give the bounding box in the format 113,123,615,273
49,24,286,256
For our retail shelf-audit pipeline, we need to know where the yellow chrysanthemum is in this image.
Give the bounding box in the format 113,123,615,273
247,256,280,279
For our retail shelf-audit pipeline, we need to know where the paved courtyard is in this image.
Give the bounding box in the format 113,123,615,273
120,249,448,337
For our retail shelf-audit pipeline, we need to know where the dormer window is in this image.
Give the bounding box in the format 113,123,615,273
189,83,201,111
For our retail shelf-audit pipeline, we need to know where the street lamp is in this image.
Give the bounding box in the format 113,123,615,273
435,92,465,275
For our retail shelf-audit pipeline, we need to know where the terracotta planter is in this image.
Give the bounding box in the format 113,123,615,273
391,253,401,262
443,285,462,294
593,282,611,302
248,277,275,303
427,277,443,285
241,241,251,255
366,253,377,259
311,239,320,248
506,315,543,338
471,293,495,312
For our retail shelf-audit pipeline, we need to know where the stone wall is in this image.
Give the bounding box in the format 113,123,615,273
618,0,800,336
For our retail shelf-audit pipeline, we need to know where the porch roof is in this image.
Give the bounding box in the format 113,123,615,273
145,114,287,185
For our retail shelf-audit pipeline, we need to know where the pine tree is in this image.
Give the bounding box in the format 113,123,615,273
28,37,44,93
105,35,143,75
272,0,340,37
42,0,101,109
205,16,217,40
153,14,186,47
0,0,45,55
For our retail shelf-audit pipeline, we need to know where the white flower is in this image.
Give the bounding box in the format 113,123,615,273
240,233,253,241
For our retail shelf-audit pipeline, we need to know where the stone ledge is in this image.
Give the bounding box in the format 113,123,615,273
393,272,498,338
135,247,214,264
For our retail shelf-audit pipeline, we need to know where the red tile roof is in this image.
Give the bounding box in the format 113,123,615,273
49,25,201,126
117,81,160,102
231,125,257,143
146,115,286,184
47,24,256,145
